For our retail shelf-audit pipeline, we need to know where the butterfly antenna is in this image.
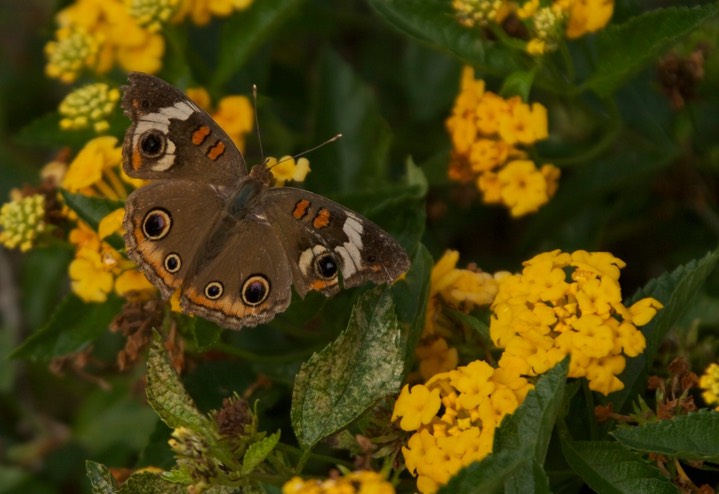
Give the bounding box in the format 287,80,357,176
253,84,265,163
266,134,343,170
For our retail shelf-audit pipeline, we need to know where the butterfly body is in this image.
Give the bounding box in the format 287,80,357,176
121,73,409,330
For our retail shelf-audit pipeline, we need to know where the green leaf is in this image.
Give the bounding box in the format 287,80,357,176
12,294,123,361
241,431,281,475
16,111,125,150
522,145,678,248
560,439,678,494
86,461,118,494
191,318,222,352
495,358,568,463
119,472,186,494
609,248,719,412
291,286,404,449
212,0,303,90
500,69,537,101
145,333,208,431
308,49,392,194
367,0,534,82
612,410,719,462
60,189,126,251
393,245,432,368
584,5,719,96
438,449,531,494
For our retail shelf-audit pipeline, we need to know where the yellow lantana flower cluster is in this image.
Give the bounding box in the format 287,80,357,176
446,67,560,217
419,250,507,381
452,0,614,55
45,0,255,83
69,216,155,303
392,360,532,494
59,83,121,133
699,363,719,410
0,194,47,252
490,250,663,395
61,137,154,302
283,470,394,494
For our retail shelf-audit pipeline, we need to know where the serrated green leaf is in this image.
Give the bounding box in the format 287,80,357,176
560,439,678,494
438,448,531,494
585,5,719,96
12,294,123,361
119,472,186,494
495,358,568,462
503,460,551,494
612,410,719,462
240,431,280,475
609,248,719,412
308,49,391,194
291,286,404,449
146,334,208,431
86,461,118,494
367,0,537,84
212,0,302,90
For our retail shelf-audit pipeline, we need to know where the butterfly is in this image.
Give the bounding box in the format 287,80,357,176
121,73,410,330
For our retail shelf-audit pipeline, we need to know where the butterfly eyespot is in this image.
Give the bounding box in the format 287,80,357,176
366,254,377,263
140,99,150,109
142,209,172,240
204,281,224,300
139,130,166,158
315,253,338,279
242,275,270,306
164,253,181,273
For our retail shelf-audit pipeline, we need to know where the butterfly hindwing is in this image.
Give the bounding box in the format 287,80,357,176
123,180,226,299
258,187,410,298
180,219,293,328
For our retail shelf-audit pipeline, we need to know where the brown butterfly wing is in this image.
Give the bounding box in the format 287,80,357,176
121,72,246,185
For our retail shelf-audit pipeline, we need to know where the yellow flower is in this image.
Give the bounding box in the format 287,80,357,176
68,214,151,303
496,160,559,217
566,0,614,39
98,209,125,240
59,83,121,133
115,269,156,298
0,194,47,252
699,363,719,409
490,250,662,394
266,156,311,186
394,360,531,493
126,0,180,31
392,384,442,431
446,68,558,216
62,136,129,200
213,95,254,150
47,0,167,80
69,247,116,303
416,337,459,381
451,0,508,27
498,101,548,145
115,29,165,74
282,470,394,494
174,0,254,26
44,26,100,83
